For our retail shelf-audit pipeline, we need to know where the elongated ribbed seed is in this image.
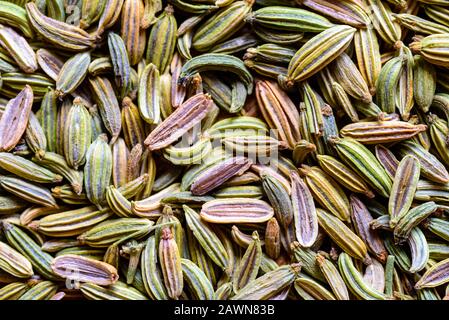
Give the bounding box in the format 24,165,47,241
51,254,119,285
388,155,421,227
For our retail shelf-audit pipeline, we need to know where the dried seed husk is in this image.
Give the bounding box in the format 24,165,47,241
384,236,411,272
19,205,69,226
41,239,81,253
415,257,449,289
201,198,274,224
340,121,427,144
141,0,162,28
186,227,218,286
426,217,449,240
138,63,161,124
338,252,386,300
231,263,301,300
25,3,95,51
286,25,356,84
300,0,369,28
317,209,369,264
301,81,325,135
215,282,233,300
388,155,421,227
158,227,183,299
80,281,148,300
366,0,401,46
155,206,183,253
18,281,58,300
261,173,293,228
33,152,83,194
253,24,304,45
424,4,449,27
183,205,229,269
394,13,449,35
145,93,212,151
190,156,252,196
363,258,385,293
407,227,429,274
88,77,122,144
294,276,336,300
0,152,62,184
193,0,253,52
354,28,381,96
397,140,449,184
163,138,212,166
0,24,37,73
232,230,262,293
51,185,89,205
77,218,155,248
108,32,132,99
51,254,119,285
292,140,316,165
428,242,449,261
244,43,294,65
213,185,262,199
0,194,27,215
141,234,168,300
331,137,392,198
394,202,438,244
179,53,253,94
88,57,113,77
395,46,414,120
247,6,333,33
25,111,47,158
29,206,113,237
0,85,33,152
332,82,359,122
231,225,265,249
46,0,65,22
3,222,60,281
376,55,405,114
330,52,371,103
161,192,213,209
265,218,280,260
80,0,106,28
56,52,91,98
317,155,374,198
374,145,398,180
111,138,129,188
350,195,388,263
63,98,93,171
0,175,57,208
126,144,143,182
316,253,349,300
0,241,33,278
299,165,350,223
121,0,146,65
38,88,57,153
0,282,30,300
146,5,177,73
97,0,125,35
84,134,113,208
132,183,180,218
255,79,301,149
0,1,33,38
428,114,449,167
181,258,215,299
410,33,449,67
205,116,268,140
106,186,133,217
